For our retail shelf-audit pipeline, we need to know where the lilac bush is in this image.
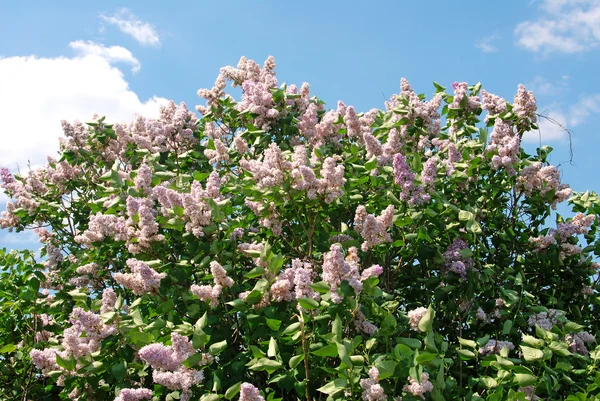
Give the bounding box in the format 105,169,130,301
1,56,600,400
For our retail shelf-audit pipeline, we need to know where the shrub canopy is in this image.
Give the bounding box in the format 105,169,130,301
1,56,600,401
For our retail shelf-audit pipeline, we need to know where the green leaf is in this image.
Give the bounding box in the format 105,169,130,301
209,340,228,355
225,382,241,400
521,346,544,362
317,378,348,395
398,338,422,349
268,337,278,358
311,344,338,357
0,344,17,354
514,373,537,387
332,315,342,343
249,357,283,373
266,318,282,331
418,306,435,332
289,354,304,369
457,349,476,360
548,341,571,356
56,353,76,371
480,376,498,389
416,352,438,365
458,338,477,349
111,362,126,382
309,281,330,294
564,321,585,332
297,297,319,310
282,322,301,336
502,320,513,335
200,395,220,401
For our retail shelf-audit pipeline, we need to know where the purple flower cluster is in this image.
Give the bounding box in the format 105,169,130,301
486,119,520,175
240,143,291,188
517,162,572,208
565,332,595,355
449,82,481,112
354,205,395,251
291,150,346,203
114,388,153,401
513,84,537,124
239,383,264,401
481,90,507,123
528,309,563,330
138,333,204,401
113,259,166,295
442,238,473,279
125,197,165,254
407,307,428,331
271,259,318,302
479,339,515,356
190,260,234,307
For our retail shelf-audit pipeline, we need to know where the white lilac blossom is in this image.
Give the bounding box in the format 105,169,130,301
360,367,386,401
113,259,166,295
354,205,395,251
403,372,434,399
408,307,428,331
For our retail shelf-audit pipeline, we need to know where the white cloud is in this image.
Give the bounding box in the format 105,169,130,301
523,95,600,142
515,0,600,53
100,8,160,47
0,41,169,170
526,75,570,96
475,34,499,53
69,40,141,73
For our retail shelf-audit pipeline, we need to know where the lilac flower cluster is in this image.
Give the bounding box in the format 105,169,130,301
442,238,473,279
528,309,563,330
480,90,507,123
403,372,434,399
354,309,378,336
114,388,153,401
449,82,481,112
360,367,386,401
240,143,291,188
113,259,166,295
74,213,128,245
565,332,595,355
190,261,234,307
239,383,265,401
354,205,395,251
134,164,153,195
125,196,165,254
181,173,222,237
138,333,205,401
320,245,383,303
513,84,537,124
290,148,346,203
271,259,318,302
487,119,520,175
479,339,515,356
407,307,428,331
62,307,116,359
517,162,572,208
530,213,595,258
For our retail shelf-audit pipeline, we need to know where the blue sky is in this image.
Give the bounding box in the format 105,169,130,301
1,0,600,251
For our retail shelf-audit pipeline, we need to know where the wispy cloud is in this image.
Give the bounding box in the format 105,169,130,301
475,34,500,53
527,75,570,96
515,0,600,53
523,94,600,142
100,8,160,47
69,40,141,73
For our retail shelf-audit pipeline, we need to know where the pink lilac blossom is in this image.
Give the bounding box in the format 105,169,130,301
101,288,117,313
519,386,540,401
479,340,515,356
134,164,153,194
30,348,63,375
113,259,166,295
181,178,219,237
513,84,537,124
153,368,204,400
125,196,165,254
62,307,116,358
354,310,378,336
481,90,507,123
238,242,268,268
138,333,194,371
449,82,481,112
403,373,434,399
74,213,128,244
565,332,595,355
191,284,222,307
114,388,153,401
204,137,231,165
239,142,291,188
210,261,234,288
354,205,395,251
233,135,249,154
271,259,318,302
408,307,428,331
517,162,572,208
360,367,386,401
239,383,265,401
486,119,520,176
321,245,363,303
